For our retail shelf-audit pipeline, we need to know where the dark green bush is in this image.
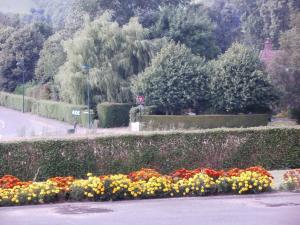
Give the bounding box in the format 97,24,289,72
97,103,131,128
289,107,300,124
129,105,158,122
140,114,271,131
0,127,299,180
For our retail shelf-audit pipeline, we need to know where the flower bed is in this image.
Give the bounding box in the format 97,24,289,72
280,169,300,191
0,167,273,207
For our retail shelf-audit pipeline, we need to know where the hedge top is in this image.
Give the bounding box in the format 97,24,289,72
1,126,299,144
0,126,299,180
98,102,131,106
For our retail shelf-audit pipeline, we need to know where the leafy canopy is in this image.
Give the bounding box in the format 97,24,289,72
210,43,278,113
150,5,219,59
55,13,160,105
132,42,209,114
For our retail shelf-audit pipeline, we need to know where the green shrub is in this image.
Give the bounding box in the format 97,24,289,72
97,103,131,128
140,114,271,131
0,127,299,180
0,91,91,127
289,107,300,124
0,92,34,112
129,105,158,122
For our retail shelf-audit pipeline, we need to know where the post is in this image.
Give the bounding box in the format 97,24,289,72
22,70,25,113
17,59,25,113
87,74,91,129
81,64,91,129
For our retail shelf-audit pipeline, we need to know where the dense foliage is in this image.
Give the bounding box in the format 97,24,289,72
97,102,131,128
210,43,278,113
268,13,300,116
0,127,299,180
0,22,51,91
150,5,219,58
35,30,71,84
0,0,299,115
55,13,159,105
133,42,209,114
233,0,300,48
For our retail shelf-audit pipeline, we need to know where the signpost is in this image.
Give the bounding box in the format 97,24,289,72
81,64,91,129
16,59,25,113
136,96,145,105
136,95,145,119
72,110,81,116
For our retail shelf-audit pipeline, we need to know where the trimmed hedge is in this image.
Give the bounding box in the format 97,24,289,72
0,92,34,112
130,105,158,122
0,92,91,127
0,127,299,180
140,114,270,131
289,107,300,124
31,100,91,127
97,103,131,128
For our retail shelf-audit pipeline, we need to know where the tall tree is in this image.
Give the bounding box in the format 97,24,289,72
210,43,278,113
55,13,160,105
208,0,241,52
35,30,71,84
234,0,299,48
150,4,219,59
132,42,210,114
72,0,189,26
268,13,300,110
0,12,20,27
0,22,51,91
33,0,75,31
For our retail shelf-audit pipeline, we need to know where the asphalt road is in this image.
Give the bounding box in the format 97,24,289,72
0,106,133,140
0,106,78,138
0,193,299,225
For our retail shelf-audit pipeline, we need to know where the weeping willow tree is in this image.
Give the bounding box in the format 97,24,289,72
55,12,161,105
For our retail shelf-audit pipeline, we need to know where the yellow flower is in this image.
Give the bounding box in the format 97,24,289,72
87,193,94,198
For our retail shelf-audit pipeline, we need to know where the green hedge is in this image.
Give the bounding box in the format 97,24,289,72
0,92,91,127
97,103,131,128
0,92,34,112
130,105,158,122
0,127,299,180
289,107,300,124
140,114,270,131
31,100,91,127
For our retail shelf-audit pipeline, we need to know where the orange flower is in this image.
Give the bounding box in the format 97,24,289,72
0,175,31,189
225,167,273,178
47,176,74,190
128,168,161,181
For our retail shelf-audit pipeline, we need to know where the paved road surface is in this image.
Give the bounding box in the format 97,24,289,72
0,106,131,139
0,106,81,138
0,193,299,225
